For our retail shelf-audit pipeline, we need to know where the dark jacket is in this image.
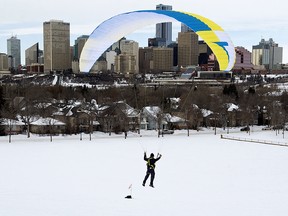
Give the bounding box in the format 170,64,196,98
144,153,161,170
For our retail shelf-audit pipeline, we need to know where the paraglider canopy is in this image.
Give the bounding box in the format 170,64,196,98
79,10,235,72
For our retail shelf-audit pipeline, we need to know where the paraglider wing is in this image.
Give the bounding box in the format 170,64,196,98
79,10,235,72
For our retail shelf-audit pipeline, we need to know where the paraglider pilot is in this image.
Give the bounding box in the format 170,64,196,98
142,152,162,188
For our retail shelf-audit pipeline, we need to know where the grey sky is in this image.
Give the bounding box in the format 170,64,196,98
1,0,287,63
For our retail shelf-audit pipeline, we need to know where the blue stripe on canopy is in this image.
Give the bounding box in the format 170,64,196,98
139,10,212,32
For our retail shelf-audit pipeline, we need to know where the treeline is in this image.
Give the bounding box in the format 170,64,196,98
1,81,288,134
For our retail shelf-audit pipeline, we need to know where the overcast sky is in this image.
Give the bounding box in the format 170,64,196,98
1,0,287,64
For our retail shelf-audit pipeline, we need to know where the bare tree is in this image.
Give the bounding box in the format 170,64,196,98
18,87,46,138
267,101,284,136
156,111,164,138
1,102,17,143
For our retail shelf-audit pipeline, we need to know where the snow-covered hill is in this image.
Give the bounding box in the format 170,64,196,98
0,128,288,216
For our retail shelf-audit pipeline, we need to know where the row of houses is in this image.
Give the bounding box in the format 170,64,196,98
2,97,258,136
1,98,187,135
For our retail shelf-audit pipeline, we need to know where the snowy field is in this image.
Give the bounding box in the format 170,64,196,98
1,127,288,216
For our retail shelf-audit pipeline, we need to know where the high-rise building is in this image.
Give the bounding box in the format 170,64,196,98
233,47,254,71
153,47,173,72
25,43,40,65
25,43,44,73
252,38,283,70
105,51,117,71
74,35,89,61
0,53,9,71
111,37,126,54
181,24,192,33
7,36,21,68
139,47,174,73
198,41,212,70
120,39,139,73
148,38,167,47
120,40,139,55
156,4,172,46
115,54,137,75
139,47,154,74
178,31,199,67
43,20,71,73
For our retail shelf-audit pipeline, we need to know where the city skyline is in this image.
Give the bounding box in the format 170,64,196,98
1,0,287,64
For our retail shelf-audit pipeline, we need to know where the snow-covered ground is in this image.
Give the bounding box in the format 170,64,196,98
1,127,288,216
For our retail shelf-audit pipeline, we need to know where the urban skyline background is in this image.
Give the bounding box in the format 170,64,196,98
0,0,287,65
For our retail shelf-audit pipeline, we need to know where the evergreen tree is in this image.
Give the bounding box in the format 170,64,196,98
248,86,256,94
223,84,239,99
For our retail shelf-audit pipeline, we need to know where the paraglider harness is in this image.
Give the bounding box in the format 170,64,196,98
145,153,161,170
147,158,155,170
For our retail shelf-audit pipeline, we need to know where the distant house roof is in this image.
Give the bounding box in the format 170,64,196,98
98,101,139,117
53,111,65,116
31,117,65,126
116,101,139,117
201,109,213,117
164,114,185,123
0,118,25,126
66,109,74,117
227,103,239,112
143,106,161,118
